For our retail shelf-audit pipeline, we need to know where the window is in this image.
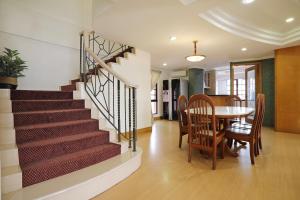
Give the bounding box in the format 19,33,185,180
232,79,246,100
151,84,158,114
215,69,230,95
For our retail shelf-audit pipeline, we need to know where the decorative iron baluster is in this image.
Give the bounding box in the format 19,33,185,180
81,31,137,152
117,80,121,142
124,84,127,139
80,33,83,78
129,88,132,148
133,88,137,152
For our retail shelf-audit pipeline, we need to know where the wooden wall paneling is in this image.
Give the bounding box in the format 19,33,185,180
275,46,300,133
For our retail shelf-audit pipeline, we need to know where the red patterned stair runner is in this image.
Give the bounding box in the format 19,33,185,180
11,89,120,187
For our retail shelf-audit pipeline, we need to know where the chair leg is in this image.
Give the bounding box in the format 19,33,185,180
227,138,233,148
250,141,255,165
188,143,191,162
234,140,238,147
220,140,225,159
259,137,262,150
254,142,258,157
179,133,182,148
212,147,217,170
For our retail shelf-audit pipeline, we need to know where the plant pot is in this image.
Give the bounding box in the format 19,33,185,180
0,77,17,89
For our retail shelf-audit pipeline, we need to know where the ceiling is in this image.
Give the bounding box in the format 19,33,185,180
92,0,300,70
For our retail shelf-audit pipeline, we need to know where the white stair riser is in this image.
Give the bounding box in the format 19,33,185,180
0,100,12,113
2,171,22,194
0,148,19,167
0,113,14,128
0,129,15,144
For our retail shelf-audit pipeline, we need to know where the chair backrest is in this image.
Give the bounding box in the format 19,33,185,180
178,95,188,127
225,95,242,107
250,93,265,138
255,94,265,138
187,94,216,149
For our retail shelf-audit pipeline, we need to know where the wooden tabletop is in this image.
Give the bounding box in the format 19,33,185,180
187,106,254,119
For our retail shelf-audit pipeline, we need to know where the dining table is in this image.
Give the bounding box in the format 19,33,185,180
187,106,255,156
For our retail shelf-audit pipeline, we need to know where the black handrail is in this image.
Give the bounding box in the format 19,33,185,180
80,31,137,152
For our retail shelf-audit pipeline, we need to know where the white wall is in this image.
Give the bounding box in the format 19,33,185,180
110,49,152,129
0,0,92,90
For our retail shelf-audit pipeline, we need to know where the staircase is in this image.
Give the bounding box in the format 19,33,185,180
12,89,121,187
0,30,141,199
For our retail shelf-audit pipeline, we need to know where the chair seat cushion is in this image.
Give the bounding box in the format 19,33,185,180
225,126,251,135
231,122,252,129
191,130,224,144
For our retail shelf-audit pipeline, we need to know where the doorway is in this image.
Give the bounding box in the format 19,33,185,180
230,62,262,107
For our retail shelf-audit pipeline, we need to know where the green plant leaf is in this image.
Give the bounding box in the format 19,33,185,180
0,48,28,78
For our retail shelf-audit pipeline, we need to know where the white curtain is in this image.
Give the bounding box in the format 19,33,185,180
151,70,161,89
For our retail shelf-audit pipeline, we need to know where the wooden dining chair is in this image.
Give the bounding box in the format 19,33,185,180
187,94,225,170
226,95,242,123
178,95,188,148
255,94,265,154
225,94,265,165
231,94,265,154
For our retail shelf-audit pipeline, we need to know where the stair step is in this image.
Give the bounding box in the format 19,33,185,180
12,99,85,112
1,165,22,194
0,128,15,145
104,47,134,64
0,144,19,167
15,119,99,144
0,99,12,112
11,90,73,100
22,143,121,187
71,78,81,84
0,89,10,100
0,113,14,128
18,131,109,167
61,84,76,92
13,108,91,126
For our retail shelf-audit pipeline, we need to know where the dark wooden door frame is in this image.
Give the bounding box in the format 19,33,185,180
230,61,262,99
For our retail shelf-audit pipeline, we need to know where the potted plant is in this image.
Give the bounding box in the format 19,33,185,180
0,48,28,89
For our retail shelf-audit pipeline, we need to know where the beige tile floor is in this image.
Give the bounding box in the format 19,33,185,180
93,120,300,200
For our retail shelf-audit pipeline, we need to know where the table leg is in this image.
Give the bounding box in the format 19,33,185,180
223,119,239,157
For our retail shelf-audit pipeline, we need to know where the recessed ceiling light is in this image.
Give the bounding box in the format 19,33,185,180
242,0,255,4
163,63,167,66
170,36,177,41
241,47,247,51
286,17,294,23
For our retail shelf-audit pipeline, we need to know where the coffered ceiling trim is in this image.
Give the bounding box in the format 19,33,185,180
199,8,300,46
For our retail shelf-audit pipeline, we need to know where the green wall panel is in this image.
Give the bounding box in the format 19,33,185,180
188,68,204,98
261,58,275,127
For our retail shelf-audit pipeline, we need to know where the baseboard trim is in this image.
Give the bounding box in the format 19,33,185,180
153,116,163,120
137,127,152,134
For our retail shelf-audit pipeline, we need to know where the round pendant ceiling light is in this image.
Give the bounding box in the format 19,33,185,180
186,41,206,62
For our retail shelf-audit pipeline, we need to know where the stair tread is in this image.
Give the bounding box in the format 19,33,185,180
22,143,120,169
13,108,90,115
12,99,81,102
1,165,21,176
18,131,108,148
11,90,73,100
15,119,98,130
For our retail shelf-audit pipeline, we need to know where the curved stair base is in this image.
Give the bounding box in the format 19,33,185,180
3,147,142,200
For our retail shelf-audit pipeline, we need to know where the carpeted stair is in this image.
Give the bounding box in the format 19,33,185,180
11,89,120,187
60,78,80,92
